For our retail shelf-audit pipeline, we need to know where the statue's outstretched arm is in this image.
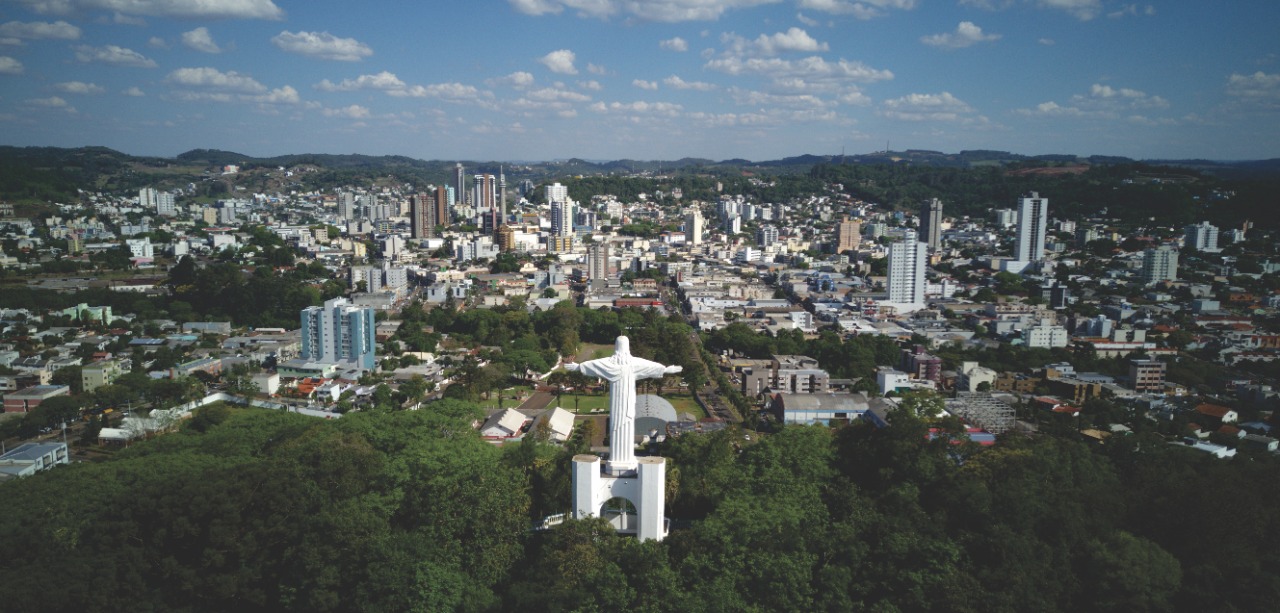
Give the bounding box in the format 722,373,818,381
664,365,683,374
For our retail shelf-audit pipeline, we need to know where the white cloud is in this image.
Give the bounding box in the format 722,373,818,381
13,0,284,20
1016,83,1170,119
167,67,266,93
663,75,716,91
74,44,157,68
314,71,489,103
587,63,607,75
706,55,892,84
54,81,105,94
25,96,75,112
524,87,592,102
122,86,145,96
148,36,167,48
510,0,780,22
1038,38,1055,45
578,79,602,90
1107,3,1155,18
796,12,819,26
754,27,828,54
0,56,23,74
880,92,975,121
271,31,372,62
720,27,828,57
391,82,485,101
961,0,1102,20
540,49,578,74
729,86,831,109
588,100,683,116
112,12,146,26
181,27,220,53
0,20,81,40
248,85,300,104
315,71,406,92
921,21,1000,49
489,71,535,88
1015,100,1090,117
323,104,370,119
1226,71,1280,100
633,79,659,90
798,0,916,19
660,36,688,52
1038,0,1102,20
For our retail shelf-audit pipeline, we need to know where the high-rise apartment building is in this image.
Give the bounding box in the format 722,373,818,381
546,182,568,204
551,198,575,238
548,183,574,238
685,208,704,245
835,216,860,253
453,163,467,206
919,198,943,251
410,193,432,239
886,230,927,308
757,225,779,248
993,208,1017,228
1015,192,1049,264
1142,246,1179,284
300,297,376,371
1184,221,1219,252
587,243,611,281
338,191,357,220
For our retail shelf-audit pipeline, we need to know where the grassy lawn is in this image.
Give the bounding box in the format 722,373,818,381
663,393,706,419
559,392,706,419
574,343,614,362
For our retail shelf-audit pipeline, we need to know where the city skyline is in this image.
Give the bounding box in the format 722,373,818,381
0,1,1277,161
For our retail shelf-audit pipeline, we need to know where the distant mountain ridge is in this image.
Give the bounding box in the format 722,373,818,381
2,145,1278,182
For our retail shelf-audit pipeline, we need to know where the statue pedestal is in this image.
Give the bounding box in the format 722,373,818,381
572,454,667,542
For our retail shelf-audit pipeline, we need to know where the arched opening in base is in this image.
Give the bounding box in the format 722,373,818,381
599,496,639,534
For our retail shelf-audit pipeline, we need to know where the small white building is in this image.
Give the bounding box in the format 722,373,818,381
0,442,69,480
480,408,528,439
538,407,576,443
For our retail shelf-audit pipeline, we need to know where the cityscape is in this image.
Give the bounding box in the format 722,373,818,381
2,1,1280,612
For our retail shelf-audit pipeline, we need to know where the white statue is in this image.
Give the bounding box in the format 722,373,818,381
565,336,682,473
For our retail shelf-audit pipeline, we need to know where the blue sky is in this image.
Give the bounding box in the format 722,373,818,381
1,0,1277,161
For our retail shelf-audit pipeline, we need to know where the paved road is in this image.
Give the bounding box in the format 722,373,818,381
515,390,556,414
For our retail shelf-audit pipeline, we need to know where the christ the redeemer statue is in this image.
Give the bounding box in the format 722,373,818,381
566,336,681,474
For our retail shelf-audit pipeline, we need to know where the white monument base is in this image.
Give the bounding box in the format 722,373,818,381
572,454,667,542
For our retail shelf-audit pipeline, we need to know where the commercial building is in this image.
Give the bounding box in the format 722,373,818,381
1129,359,1167,392
3,385,70,413
0,442,69,481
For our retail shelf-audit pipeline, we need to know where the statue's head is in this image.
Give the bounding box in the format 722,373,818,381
615,335,631,358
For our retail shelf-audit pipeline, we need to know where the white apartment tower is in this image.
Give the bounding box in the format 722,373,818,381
587,242,611,281
1142,246,1179,284
551,198,575,238
886,230,927,308
756,225,779,248
1184,221,1219,252
685,208,704,246
1016,192,1049,263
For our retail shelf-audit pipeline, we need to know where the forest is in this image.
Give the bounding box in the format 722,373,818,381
1,400,1277,612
